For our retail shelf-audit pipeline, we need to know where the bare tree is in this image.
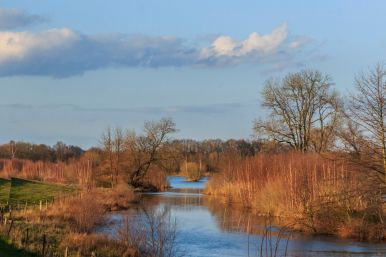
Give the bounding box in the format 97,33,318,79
101,127,115,187
343,63,386,186
255,70,341,152
8,140,16,159
114,127,125,184
127,118,176,188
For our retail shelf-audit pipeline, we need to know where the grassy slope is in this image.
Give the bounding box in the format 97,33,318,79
8,177,75,206
0,178,11,205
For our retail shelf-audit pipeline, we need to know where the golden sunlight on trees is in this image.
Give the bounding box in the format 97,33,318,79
255,70,341,152
126,118,176,188
100,118,177,189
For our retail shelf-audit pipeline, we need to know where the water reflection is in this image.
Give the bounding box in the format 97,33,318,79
102,176,386,257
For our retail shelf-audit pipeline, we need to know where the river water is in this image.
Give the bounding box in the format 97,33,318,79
102,176,386,257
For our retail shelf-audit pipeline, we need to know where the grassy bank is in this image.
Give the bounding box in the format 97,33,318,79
0,178,77,256
0,178,145,257
0,178,10,206
205,152,386,241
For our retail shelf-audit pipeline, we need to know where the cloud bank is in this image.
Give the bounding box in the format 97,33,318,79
0,8,47,29
0,23,312,77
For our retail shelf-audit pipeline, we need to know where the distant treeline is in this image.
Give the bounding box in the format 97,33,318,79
0,136,268,187
166,139,263,173
0,138,266,169
0,141,84,162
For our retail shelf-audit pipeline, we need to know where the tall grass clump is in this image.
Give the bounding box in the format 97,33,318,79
180,161,201,182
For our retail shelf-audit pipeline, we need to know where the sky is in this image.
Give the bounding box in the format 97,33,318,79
0,0,386,148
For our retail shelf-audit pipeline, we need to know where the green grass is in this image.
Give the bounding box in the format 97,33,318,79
0,237,37,257
8,177,76,206
0,178,11,206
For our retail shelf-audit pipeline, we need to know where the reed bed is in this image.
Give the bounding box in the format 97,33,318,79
205,152,385,240
0,158,94,186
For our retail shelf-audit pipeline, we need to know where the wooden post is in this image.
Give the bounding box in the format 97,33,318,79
42,234,47,257
25,228,29,247
40,200,42,211
64,247,68,257
7,219,13,237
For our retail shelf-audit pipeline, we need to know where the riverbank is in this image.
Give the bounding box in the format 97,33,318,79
204,152,386,242
0,181,142,257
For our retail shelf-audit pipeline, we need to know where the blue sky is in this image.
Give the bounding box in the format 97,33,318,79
0,0,385,148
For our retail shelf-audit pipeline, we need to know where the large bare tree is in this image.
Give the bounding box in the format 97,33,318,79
126,118,176,188
255,70,341,152
343,63,386,186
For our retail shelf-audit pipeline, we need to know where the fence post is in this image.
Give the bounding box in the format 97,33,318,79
7,219,13,237
42,234,46,257
64,246,68,257
25,228,29,247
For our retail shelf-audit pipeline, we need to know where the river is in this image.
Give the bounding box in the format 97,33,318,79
101,176,386,257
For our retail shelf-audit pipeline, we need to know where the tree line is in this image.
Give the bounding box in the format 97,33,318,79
0,141,84,162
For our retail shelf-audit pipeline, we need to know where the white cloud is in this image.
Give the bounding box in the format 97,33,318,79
0,23,313,77
0,8,47,29
0,29,198,77
0,29,79,62
200,23,288,58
